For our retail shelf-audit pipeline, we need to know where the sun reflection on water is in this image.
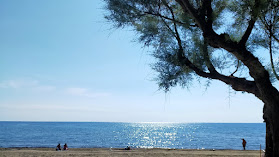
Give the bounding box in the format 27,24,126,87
122,122,201,148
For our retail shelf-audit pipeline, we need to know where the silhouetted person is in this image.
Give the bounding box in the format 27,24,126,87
125,146,130,150
63,143,68,150
242,139,247,150
56,143,61,151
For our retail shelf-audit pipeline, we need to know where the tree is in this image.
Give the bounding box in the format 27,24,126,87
103,0,279,156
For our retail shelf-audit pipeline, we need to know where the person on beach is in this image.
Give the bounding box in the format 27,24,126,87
63,143,68,150
125,146,131,150
56,143,61,151
242,139,247,150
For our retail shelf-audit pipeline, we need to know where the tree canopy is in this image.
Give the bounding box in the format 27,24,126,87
104,0,279,93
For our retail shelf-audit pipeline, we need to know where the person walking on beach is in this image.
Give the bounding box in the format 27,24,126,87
242,139,247,150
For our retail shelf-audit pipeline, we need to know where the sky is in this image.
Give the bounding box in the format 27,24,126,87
0,0,265,123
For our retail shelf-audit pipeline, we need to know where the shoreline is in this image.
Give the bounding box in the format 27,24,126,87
0,147,265,157
0,147,264,151
0,147,265,151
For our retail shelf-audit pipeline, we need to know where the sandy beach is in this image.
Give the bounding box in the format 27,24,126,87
0,148,264,157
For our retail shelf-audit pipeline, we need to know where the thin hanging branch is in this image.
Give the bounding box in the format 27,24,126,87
230,60,240,76
261,0,279,81
269,28,279,80
239,0,261,45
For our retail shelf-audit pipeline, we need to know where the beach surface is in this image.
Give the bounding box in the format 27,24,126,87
0,148,264,157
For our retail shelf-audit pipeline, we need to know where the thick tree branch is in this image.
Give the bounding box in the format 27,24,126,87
175,0,279,103
173,0,262,98
239,18,257,45
175,0,264,78
239,0,260,45
176,49,261,99
177,0,265,80
202,0,213,28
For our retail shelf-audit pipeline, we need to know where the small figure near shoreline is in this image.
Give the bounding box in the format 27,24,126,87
63,143,68,150
56,143,61,151
242,139,246,150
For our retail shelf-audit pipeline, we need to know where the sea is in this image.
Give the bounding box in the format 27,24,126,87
0,122,265,150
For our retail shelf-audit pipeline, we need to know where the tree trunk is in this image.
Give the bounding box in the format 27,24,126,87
263,103,279,157
270,108,279,156
265,122,273,157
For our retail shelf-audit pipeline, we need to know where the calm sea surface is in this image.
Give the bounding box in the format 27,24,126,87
0,122,265,150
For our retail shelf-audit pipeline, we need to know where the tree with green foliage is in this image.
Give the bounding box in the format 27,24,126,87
103,0,279,156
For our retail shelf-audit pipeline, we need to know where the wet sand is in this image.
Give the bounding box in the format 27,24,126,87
0,148,264,157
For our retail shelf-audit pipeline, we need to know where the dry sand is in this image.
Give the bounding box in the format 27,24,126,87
0,148,264,157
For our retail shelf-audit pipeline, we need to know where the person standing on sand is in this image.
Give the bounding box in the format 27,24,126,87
242,139,247,150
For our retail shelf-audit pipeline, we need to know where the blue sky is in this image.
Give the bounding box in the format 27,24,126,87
0,0,264,122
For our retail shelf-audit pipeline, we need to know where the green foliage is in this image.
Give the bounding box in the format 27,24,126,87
104,0,279,91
